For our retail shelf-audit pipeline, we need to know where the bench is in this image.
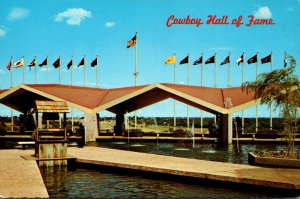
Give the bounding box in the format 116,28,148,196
17,141,35,150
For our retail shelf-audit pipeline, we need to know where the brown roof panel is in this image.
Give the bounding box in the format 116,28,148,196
27,84,108,109
222,87,255,108
161,83,225,107
97,85,149,106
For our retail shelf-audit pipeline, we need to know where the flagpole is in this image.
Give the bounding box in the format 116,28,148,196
22,56,25,84
255,52,259,135
134,32,138,131
242,52,245,134
187,53,190,130
270,52,273,131
71,55,74,132
10,57,13,88
228,52,231,87
214,53,217,125
214,53,217,88
200,53,204,136
10,56,13,132
96,55,99,88
71,55,74,86
84,55,86,87
134,32,138,86
173,52,176,131
46,56,49,84
201,53,204,86
58,55,62,128
34,56,37,84
59,56,61,84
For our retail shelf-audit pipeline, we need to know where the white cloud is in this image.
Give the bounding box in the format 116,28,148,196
54,8,92,26
7,8,29,20
105,22,115,27
0,69,4,74
209,47,234,51
253,6,272,19
286,7,294,12
0,27,6,37
40,67,52,72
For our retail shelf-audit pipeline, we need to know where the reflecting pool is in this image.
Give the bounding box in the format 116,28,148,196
40,166,296,198
89,141,296,165
40,141,300,198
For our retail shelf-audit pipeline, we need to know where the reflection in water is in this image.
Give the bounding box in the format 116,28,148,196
173,148,190,151
89,142,251,164
130,144,145,147
88,142,299,165
40,142,300,198
40,166,292,198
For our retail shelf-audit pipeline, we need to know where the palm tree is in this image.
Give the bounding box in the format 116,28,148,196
242,55,300,158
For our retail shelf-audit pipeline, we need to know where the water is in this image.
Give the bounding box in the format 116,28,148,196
2,140,298,198
39,142,299,198
40,166,296,198
90,141,296,165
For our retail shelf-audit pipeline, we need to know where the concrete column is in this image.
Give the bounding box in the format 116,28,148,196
221,113,233,144
114,113,124,136
84,113,99,142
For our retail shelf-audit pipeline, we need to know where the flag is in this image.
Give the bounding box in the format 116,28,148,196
39,58,47,67
67,59,73,70
247,54,257,64
179,55,189,64
284,57,287,68
261,54,272,64
193,56,202,65
91,57,98,67
205,55,215,64
28,58,36,67
14,58,24,68
53,57,60,68
127,35,136,48
6,59,12,71
236,54,243,65
220,56,230,65
164,56,176,64
78,57,85,67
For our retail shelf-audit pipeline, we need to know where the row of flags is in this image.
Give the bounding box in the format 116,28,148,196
165,53,277,66
6,56,99,71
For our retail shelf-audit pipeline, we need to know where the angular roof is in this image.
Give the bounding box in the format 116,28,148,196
0,83,257,115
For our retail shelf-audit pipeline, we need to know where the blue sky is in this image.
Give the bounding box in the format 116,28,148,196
0,0,299,119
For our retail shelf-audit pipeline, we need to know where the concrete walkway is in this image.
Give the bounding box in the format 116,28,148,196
0,149,49,198
1,146,299,198
69,146,300,190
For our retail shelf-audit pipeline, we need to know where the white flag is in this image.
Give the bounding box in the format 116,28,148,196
14,58,24,68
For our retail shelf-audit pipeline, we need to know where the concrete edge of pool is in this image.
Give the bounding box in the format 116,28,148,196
0,146,300,198
68,147,300,191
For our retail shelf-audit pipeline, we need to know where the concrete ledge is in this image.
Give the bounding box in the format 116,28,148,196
0,149,49,198
68,147,300,191
248,152,300,168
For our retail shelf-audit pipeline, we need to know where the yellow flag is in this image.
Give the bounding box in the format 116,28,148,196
164,56,176,64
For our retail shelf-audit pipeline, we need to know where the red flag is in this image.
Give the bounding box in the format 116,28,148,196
6,58,12,71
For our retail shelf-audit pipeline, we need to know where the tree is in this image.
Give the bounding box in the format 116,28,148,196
242,55,300,158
